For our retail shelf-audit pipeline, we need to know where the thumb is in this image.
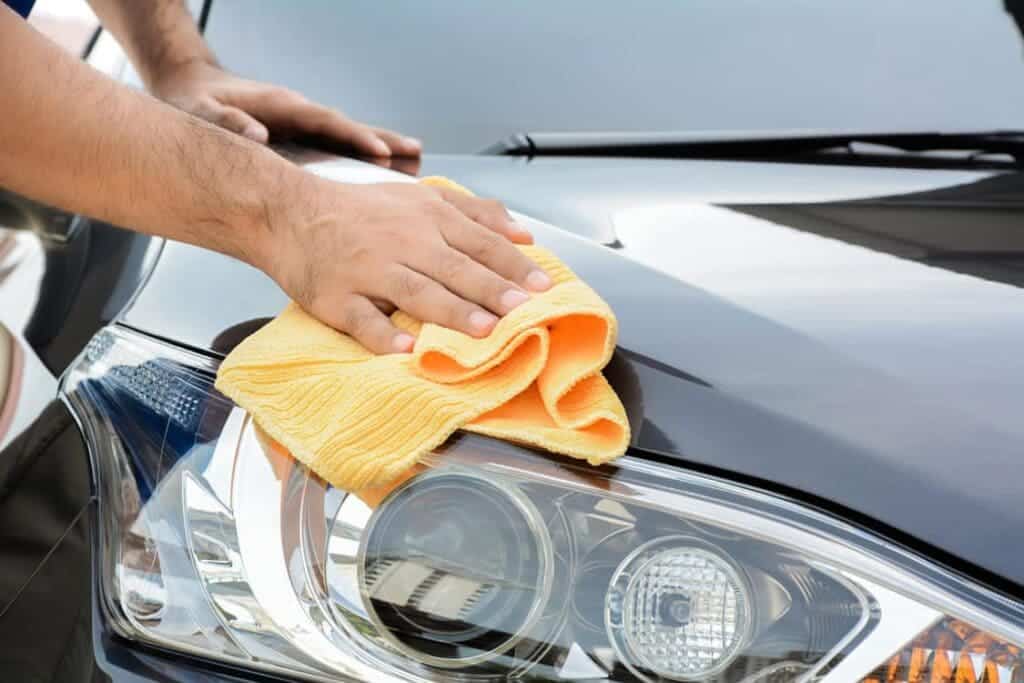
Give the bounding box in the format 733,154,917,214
212,104,269,143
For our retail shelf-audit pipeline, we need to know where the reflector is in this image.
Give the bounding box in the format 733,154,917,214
607,537,752,681
861,617,1024,683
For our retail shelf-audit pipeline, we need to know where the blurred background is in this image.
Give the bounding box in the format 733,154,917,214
28,0,96,54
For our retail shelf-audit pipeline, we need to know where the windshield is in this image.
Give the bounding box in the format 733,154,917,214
205,0,1024,153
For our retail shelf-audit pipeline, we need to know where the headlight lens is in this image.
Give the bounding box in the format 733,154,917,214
62,326,1024,682
353,470,554,669
607,537,753,680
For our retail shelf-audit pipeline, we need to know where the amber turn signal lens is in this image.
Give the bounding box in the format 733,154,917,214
861,617,1022,683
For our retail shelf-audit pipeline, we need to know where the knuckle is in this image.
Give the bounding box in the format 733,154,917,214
219,111,244,129
487,275,514,302
348,244,375,268
391,270,427,302
279,88,307,105
471,230,503,261
436,187,461,204
381,225,412,251
423,197,450,219
483,198,507,215
192,98,219,120
353,122,375,137
394,233,416,253
463,262,507,302
340,305,372,336
438,250,470,282
443,298,471,328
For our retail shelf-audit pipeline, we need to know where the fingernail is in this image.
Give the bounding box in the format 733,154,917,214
244,125,268,143
511,225,533,243
501,289,530,312
404,137,422,151
392,333,415,353
509,217,530,235
469,310,498,335
373,139,391,156
526,270,552,291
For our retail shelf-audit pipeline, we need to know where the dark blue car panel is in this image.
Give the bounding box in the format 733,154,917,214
120,152,1024,592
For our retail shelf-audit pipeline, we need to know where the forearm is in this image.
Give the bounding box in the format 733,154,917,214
85,0,215,88
0,8,299,267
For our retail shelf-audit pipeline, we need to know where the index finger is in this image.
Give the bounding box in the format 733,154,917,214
441,213,552,293
265,95,392,156
436,187,533,244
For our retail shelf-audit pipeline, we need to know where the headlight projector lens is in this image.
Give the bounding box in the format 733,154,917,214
358,470,553,669
606,537,753,681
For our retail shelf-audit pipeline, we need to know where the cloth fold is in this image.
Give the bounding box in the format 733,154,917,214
215,178,629,490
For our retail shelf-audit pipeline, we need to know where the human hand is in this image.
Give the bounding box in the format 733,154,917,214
150,60,421,157
258,179,546,354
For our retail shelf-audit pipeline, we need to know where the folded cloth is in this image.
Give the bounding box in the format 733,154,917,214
214,177,629,490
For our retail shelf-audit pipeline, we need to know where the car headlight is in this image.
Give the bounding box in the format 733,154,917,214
62,325,1024,682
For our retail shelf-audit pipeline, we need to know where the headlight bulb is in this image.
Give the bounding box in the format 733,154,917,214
606,537,753,681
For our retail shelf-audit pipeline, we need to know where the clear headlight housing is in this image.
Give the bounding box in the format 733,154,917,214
62,326,1024,682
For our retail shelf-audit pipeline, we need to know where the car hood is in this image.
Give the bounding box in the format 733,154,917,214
121,154,1024,592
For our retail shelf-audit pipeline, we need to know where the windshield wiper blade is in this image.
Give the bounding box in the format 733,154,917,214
485,129,1024,166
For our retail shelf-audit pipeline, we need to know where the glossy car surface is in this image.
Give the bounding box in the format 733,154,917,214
1,1,1023,681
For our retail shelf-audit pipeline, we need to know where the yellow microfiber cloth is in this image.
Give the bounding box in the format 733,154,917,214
214,177,629,490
